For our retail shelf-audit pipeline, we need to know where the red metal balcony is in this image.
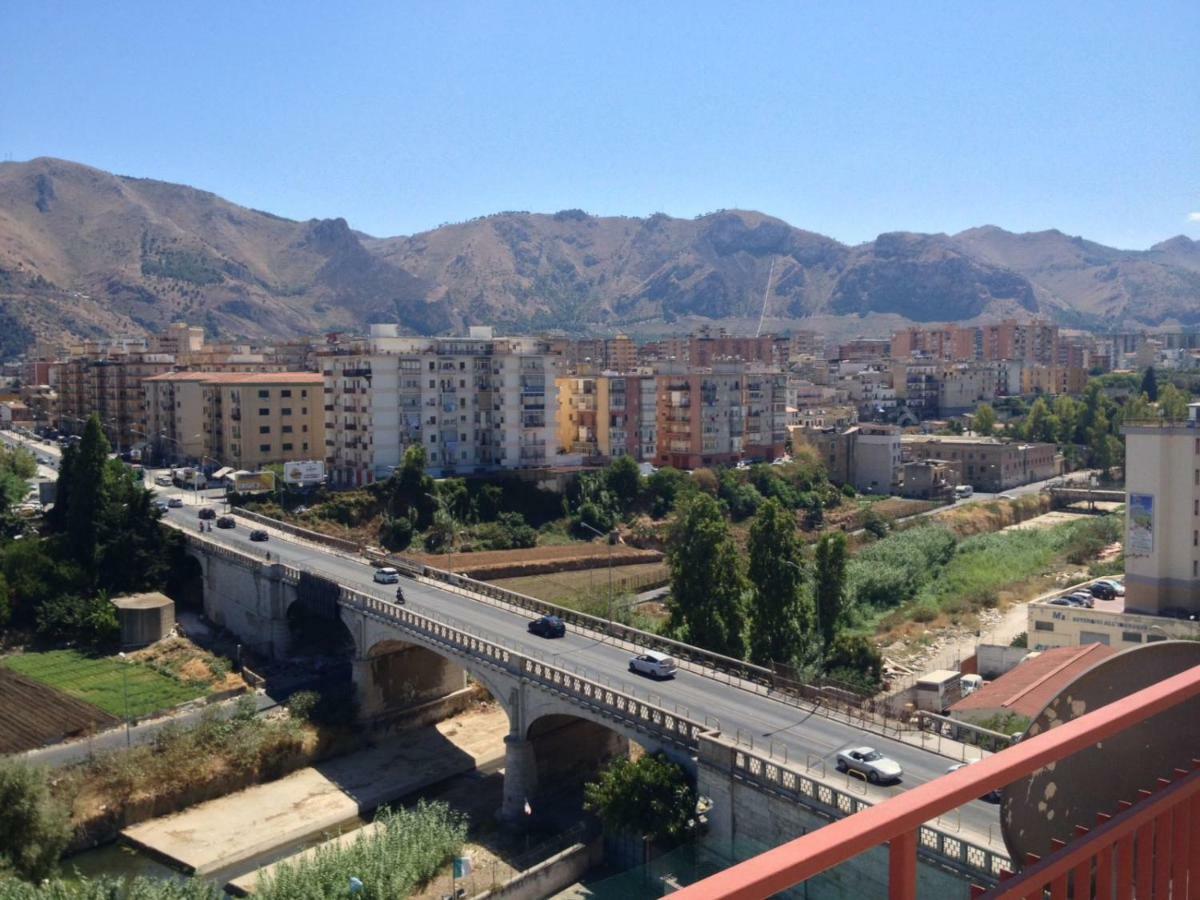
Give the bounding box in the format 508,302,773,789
674,664,1200,900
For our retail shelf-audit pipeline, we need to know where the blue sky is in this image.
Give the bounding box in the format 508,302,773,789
4,1,1196,249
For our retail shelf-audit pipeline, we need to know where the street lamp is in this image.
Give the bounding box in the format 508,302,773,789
578,519,616,624
117,652,132,747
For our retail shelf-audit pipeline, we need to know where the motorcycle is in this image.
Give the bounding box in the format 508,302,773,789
395,586,406,605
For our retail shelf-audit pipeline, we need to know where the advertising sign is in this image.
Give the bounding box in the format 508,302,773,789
284,460,326,485
1127,493,1154,556
234,470,276,494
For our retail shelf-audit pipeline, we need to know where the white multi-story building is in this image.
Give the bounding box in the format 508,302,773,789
321,326,570,485
1122,402,1200,614
853,423,902,494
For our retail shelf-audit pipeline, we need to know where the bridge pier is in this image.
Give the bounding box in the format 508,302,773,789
498,732,538,823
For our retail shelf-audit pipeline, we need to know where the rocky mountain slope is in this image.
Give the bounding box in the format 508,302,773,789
0,157,1196,356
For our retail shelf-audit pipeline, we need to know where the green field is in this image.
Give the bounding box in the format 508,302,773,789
2,649,206,718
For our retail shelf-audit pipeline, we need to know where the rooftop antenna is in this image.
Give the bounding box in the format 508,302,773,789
755,257,776,338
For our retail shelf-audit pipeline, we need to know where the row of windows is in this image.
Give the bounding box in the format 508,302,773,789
258,424,307,434
256,388,308,399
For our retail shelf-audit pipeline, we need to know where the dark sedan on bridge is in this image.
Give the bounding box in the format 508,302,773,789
527,615,566,638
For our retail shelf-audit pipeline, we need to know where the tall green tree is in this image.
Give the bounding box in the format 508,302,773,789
1022,397,1052,442
1089,409,1114,473
65,415,110,568
1141,366,1159,402
746,499,808,665
666,493,746,658
1157,383,1190,420
813,532,848,648
972,403,997,437
604,455,642,513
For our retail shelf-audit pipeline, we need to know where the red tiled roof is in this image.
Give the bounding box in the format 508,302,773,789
950,643,1118,719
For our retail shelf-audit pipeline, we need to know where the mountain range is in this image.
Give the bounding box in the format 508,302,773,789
1,157,1198,357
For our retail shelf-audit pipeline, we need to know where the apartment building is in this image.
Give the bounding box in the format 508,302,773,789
1121,402,1200,614
566,335,636,372
1021,365,1088,397
144,371,324,469
556,372,655,460
902,435,1060,491
56,342,176,451
936,364,999,415
791,423,901,493
654,364,745,469
321,326,567,485
835,338,891,363
742,369,789,461
890,325,975,362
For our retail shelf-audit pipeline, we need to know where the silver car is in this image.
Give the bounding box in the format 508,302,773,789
836,746,903,784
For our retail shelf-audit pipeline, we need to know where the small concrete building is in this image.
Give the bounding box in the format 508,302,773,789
111,592,175,649
948,643,1116,727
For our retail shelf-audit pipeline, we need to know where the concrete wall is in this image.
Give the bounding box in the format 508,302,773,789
976,643,1031,679
354,639,469,720
468,837,603,900
193,550,295,657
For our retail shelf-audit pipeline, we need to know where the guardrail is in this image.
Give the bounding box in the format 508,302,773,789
728,742,1011,883
915,712,1014,754
230,507,361,554
341,587,708,752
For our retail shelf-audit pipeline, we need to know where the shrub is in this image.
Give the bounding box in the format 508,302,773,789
861,507,890,539
823,634,883,693
584,753,697,845
286,690,320,723
379,517,413,552
0,759,72,882
256,801,466,900
1010,632,1028,648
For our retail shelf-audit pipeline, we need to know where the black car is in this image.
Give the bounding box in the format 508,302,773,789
198,507,217,520
528,615,566,638
1089,581,1116,600
249,529,269,542
216,516,236,529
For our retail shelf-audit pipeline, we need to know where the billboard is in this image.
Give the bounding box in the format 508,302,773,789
1127,493,1154,556
234,470,276,494
284,460,326,485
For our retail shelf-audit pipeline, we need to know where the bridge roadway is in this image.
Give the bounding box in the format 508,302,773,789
161,503,1001,842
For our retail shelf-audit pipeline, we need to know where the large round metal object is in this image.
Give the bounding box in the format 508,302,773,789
1001,641,1200,865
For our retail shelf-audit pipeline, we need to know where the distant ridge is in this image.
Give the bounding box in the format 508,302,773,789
0,157,1197,355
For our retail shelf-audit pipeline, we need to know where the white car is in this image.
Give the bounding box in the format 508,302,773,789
628,650,677,679
373,567,400,584
155,474,173,486
836,746,903,784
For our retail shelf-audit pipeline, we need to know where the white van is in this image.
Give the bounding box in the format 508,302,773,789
955,484,974,498
629,650,678,680
960,674,983,696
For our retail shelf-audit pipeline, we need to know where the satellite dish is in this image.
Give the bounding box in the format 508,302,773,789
1001,641,1200,865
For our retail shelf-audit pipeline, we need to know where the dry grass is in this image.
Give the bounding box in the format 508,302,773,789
489,562,669,604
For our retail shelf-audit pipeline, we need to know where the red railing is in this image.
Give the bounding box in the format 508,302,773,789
673,665,1200,900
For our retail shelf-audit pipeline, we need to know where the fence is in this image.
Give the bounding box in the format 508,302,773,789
725,737,1011,884
230,507,360,554
674,665,1200,900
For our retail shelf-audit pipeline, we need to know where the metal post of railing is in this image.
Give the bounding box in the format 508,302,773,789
889,829,918,900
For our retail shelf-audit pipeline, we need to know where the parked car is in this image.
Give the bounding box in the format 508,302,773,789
153,499,169,511
1048,597,1075,606
1096,578,1125,596
198,507,217,520
947,761,1002,802
1089,581,1116,600
155,474,173,486
836,746,903,784
955,484,974,498
628,650,677,680
249,529,269,542
167,497,184,508
1160,606,1199,622
1066,591,1095,608
528,615,566,638
373,567,400,584
216,516,236,529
